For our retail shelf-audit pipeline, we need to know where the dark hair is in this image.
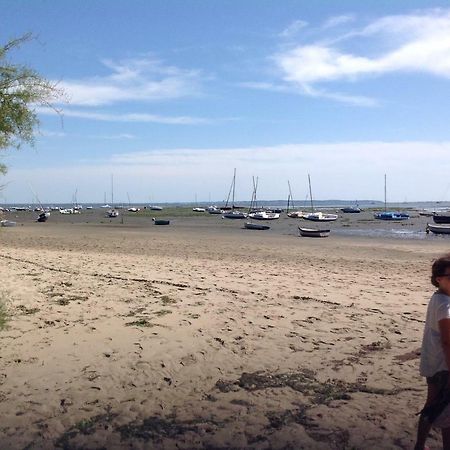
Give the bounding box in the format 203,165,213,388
431,253,450,287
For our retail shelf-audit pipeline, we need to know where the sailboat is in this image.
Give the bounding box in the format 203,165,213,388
127,193,140,212
340,201,362,213
192,193,206,212
245,177,270,230
303,175,338,222
286,181,304,218
222,169,247,219
107,175,119,218
374,174,409,220
28,183,50,222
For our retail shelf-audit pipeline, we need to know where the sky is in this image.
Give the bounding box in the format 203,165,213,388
2,0,450,204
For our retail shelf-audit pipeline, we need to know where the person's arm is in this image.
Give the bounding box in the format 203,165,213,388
439,318,450,383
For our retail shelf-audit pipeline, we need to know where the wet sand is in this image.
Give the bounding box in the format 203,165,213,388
0,214,448,449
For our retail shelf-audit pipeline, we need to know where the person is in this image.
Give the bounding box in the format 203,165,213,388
415,253,450,450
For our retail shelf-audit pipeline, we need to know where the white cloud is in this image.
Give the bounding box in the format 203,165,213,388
37,106,211,125
4,141,450,203
239,79,378,106
242,9,450,105
56,56,203,106
275,9,450,85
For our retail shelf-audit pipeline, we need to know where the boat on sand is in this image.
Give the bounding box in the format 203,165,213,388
298,226,330,238
152,218,170,225
244,222,270,230
426,223,450,235
303,175,338,222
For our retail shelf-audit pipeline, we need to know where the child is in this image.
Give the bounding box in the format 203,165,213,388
415,253,450,450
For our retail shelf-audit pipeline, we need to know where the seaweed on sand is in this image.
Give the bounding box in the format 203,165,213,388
55,409,117,449
219,369,408,406
0,297,8,330
118,415,199,441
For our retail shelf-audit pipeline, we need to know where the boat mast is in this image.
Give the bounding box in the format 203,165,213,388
287,180,295,212
308,174,314,212
384,173,387,212
111,174,114,208
232,168,236,210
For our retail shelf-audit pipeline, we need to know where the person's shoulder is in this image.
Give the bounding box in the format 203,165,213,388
432,291,450,305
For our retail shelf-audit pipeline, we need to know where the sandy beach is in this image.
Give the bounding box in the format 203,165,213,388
0,214,448,449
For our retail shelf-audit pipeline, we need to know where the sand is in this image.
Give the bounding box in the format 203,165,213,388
0,217,447,449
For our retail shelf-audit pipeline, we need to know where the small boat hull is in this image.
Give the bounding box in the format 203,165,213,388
340,207,361,213
374,212,409,220
433,215,450,224
0,220,16,227
248,212,280,220
222,212,247,219
298,227,330,238
152,218,170,225
426,224,450,235
36,212,50,222
244,222,270,230
287,211,304,218
303,212,338,222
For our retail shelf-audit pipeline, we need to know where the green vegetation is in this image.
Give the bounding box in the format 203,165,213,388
0,34,62,172
160,295,176,305
0,298,8,330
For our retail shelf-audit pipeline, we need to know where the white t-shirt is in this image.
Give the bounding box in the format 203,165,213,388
420,291,450,377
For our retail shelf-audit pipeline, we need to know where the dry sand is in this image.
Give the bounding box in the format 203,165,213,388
0,219,447,449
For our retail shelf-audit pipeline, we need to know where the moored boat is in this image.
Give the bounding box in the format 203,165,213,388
374,174,409,221
107,209,119,218
287,210,304,218
36,211,50,222
0,220,16,227
207,205,222,214
341,206,362,213
303,211,338,222
374,211,409,220
433,214,450,224
426,223,450,235
222,211,247,219
298,226,330,238
152,218,170,225
244,222,270,230
248,211,280,220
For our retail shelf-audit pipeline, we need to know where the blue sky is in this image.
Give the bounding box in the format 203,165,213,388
2,0,450,203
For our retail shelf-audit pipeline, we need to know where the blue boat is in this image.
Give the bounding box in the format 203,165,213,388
374,175,409,221
374,211,409,220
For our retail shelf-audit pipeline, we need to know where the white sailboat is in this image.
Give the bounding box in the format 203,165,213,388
303,174,338,222
107,175,119,218
286,180,305,218
245,177,270,230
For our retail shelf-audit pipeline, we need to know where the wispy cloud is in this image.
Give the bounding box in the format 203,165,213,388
37,107,211,125
279,20,308,39
56,56,204,106
246,9,450,105
39,129,66,138
322,14,355,29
